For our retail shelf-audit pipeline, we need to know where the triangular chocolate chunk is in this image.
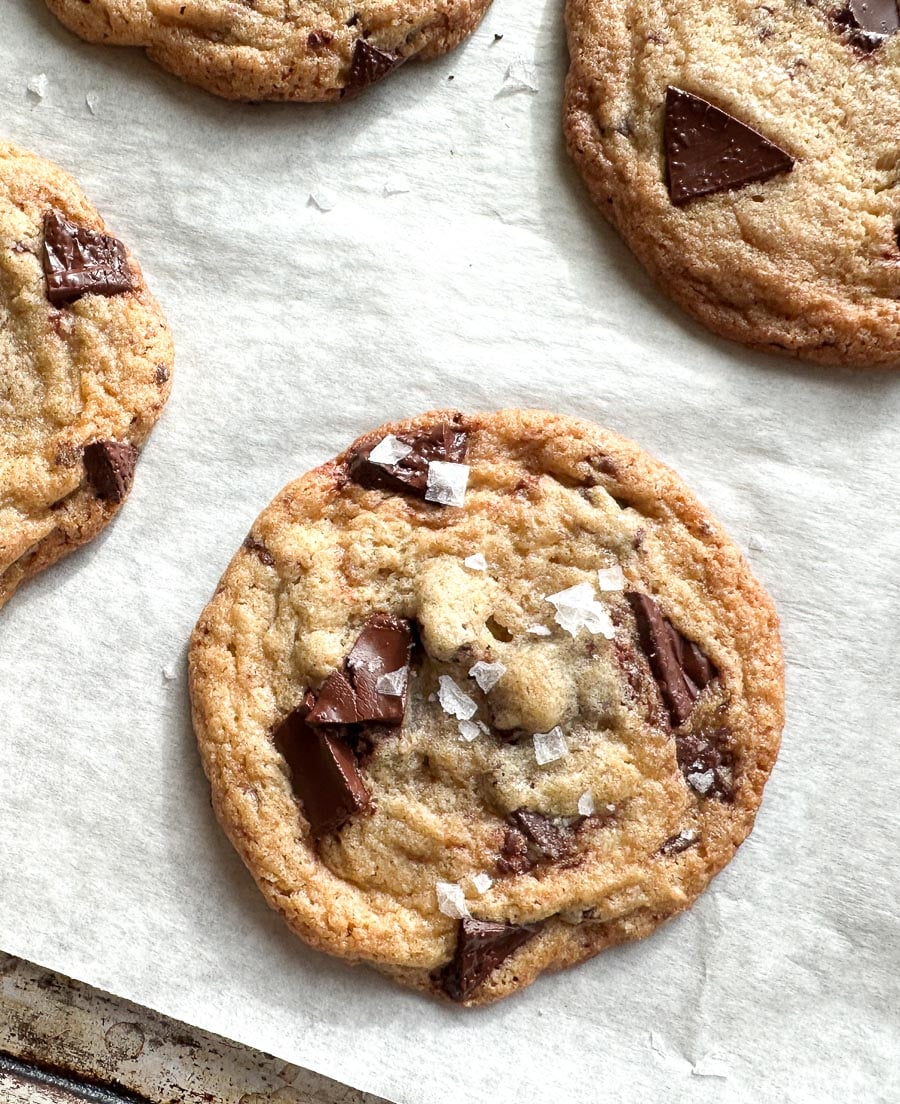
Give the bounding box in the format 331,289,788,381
437,918,537,1003
343,39,402,96
664,87,794,206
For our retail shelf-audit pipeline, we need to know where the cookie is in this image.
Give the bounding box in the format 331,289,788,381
45,0,492,102
564,0,900,367
189,410,783,1006
0,141,174,610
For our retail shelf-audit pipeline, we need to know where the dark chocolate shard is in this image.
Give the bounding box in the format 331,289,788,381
507,809,571,862
627,591,717,726
664,87,794,206
243,534,275,566
343,38,402,95
83,440,137,503
348,419,468,500
497,825,532,874
274,708,370,837
436,918,537,1002
676,727,734,801
306,613,413,725
43,210,133,305
835,0,899,49
658,829,700,856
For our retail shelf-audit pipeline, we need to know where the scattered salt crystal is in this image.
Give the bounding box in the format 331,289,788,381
748,534,767,552
464,552,487,572
501,56,539,94
162,664,177,682
525,623,551,637
383,173,411,196
436,881,470,919
577,791,595,817
308,188,336,212
533,726,568,765
597,565,625,592
85,92,98,115
27,74,48,99
471,873,493,895
368,434,412,466
468,660,506,693
545,582,615,639
374,667,407,697
687,770,714,795
457,719,482,742
424,461,469,507
692,1056,729,1079
438,675,478,720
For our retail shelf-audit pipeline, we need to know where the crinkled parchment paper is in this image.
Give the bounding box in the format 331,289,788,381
1,2,898,1101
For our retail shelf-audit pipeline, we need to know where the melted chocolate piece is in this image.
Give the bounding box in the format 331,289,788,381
83,440,137,503
507,809,571,862
42,211,133,305
274,708,370,837
306,613,412,725
836,0,900,48
348,419,468,499
343,39,402,95
664,87,794,206
627,592,717,726
497,826,532,874
676,727,734,801
436,918,537,1002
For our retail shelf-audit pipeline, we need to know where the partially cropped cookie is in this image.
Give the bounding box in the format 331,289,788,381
564,0,900,367
0,141,173,609
190,410,783,1005
45,0,492,102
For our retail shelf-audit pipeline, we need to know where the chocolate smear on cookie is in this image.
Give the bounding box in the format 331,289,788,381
274,708,370,837
676,727,734,801
343,39,403,95
306,613,413,725
664,87,794,206
627,592,717,726
83,440,138,503
348,419,468,499
436,918,537,1002
43,210,133,305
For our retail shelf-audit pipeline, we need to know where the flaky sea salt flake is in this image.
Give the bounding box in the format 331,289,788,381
469,660,506,693
471,872,493,895
383,173,411,196
577,790,595,817
85,92,98,115
438,675,478,720
692,1055,730,1080
368,434,413,466
162,664,177,683
308,188,336,212
436,881,471,919
597,565,625,592
748,533,767,552
464,552,487,572
525,623,551,636
501,56,539,94
533,726,568,766
687,770,715,795
546,582,615,639
424,461,469,507
27,74,48,99
457,719,482,742
375,667,408,697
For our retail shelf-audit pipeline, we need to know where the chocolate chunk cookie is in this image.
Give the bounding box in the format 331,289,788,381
189,410,783,1005
45,0,492,102
564,0,900,367
0,141,174,609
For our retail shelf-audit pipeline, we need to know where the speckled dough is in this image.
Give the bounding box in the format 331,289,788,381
45,0,492,102
564,0,900,367
0,141,173,609
189,410,784,1005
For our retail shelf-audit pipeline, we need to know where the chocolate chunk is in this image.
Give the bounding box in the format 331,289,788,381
436,918,537,1002
274,709,370,837
343,39,402,95
664,87,794,206
42,210,133,305
307,29,333,48
83,440,137,503
243,534,275,566
348,419,468,499
837,0,900,47
306,613,412,725
676,727,734,801
507,809,571,862
155,364,170,385
659,829,700,855
497,826,532,874
627,592,717,726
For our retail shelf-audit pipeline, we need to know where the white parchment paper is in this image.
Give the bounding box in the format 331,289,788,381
1,2,899,1101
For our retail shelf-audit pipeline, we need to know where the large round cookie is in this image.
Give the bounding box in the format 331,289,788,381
0,141,173,610
45,0,492,102
189,409,783,1005
564,0,900,367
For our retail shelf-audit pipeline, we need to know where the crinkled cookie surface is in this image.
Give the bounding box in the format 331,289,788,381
189,409,783,1005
